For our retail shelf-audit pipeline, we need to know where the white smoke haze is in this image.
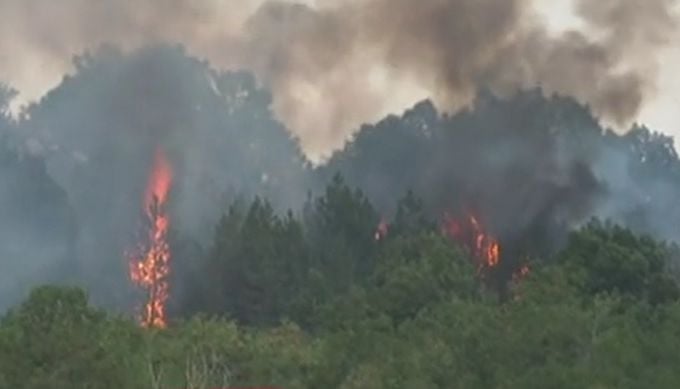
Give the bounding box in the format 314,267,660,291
0,0,677,161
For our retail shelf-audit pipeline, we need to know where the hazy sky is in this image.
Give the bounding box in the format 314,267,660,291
1,0,678,160
536,0,680,140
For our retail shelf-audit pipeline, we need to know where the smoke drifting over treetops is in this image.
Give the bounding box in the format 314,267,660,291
1,1,680,314
0,0,676,160
0,47,310,310
1,46,680,315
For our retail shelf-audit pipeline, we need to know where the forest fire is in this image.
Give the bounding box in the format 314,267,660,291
442,212,500,271
128,147,173,328
372,210,502,271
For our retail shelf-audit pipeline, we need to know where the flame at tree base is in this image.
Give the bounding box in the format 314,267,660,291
127,147,173,329
374,208,530,288
442,211,500,272
442,210,531,288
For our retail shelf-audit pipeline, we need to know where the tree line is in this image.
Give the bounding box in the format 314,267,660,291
3,176,680,388
3,47,680,387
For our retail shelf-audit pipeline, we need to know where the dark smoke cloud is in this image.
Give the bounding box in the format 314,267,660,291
247,0,677,154
0,0,676,160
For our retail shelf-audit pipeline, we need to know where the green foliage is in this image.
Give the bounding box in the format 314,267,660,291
556,220,680,304
390,190,436,237
317,233,480,330
186,175,382,327
195,197,310,325
0,286,143,388
7,45,680,388
5,204,680,388
304,174,380,292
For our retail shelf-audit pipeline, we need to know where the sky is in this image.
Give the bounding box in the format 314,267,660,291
536,0,680,140
0,0,678,160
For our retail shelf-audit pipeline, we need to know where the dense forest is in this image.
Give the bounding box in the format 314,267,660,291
3,46,680,387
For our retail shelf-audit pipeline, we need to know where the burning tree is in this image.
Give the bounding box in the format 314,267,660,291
128,147,173,328
441,211,500,272
440,210,531,291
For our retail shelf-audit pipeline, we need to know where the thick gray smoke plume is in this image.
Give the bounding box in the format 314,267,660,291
0,0,676,160
247,0,677,154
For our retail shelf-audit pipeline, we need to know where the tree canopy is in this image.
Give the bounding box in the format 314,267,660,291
3,46,680,388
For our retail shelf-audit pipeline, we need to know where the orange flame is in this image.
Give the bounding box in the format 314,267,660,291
442,212,500,271
128,147,173,328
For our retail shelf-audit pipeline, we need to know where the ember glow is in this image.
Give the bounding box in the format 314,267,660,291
128,147,173,328
442,212,500,271
374,219,389,241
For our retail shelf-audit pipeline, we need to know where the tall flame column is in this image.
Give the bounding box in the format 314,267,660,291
128,147,173,328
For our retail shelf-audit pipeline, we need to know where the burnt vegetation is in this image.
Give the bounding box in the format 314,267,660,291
2,47,680,387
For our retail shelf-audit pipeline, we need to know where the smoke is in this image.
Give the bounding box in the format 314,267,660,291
321,88,680,282
0,0,679,310
0,129,78,310
0,46,308,311
0,0,677,160
248,0,677,158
